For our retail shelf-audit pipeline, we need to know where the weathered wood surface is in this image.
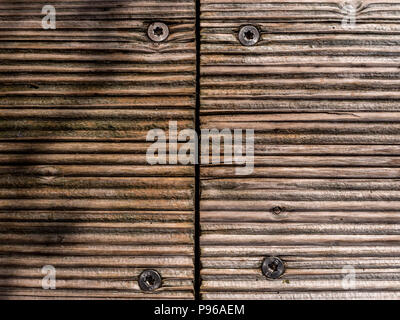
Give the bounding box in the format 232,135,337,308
200,0,400,300
0,0,195,299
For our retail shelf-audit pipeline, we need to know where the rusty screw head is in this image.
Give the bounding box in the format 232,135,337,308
262,257,285,279
147,22,169,42
238,25,260,46
138,269,162,291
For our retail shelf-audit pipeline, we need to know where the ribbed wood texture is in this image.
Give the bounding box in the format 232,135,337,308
200,0,400,299
0,0,195,299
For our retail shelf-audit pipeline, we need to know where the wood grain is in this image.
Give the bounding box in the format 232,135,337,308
0,0,195,299
200,0,400,299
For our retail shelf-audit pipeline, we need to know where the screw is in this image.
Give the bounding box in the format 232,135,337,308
272,206,284,215
262,257,285,279
238,25,260,46
138,269,162,291
147,22,169,42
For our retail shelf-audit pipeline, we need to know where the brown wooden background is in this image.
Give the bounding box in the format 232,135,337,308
1,0,400,300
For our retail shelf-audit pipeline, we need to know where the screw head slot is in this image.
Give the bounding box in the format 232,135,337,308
147,22,169,42
238,25,260,46
138,269,162,291
262,257,285,279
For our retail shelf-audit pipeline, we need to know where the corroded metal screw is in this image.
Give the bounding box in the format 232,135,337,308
147,22,169,42
262,257,285,279
138,269,162,291
238,25,260,46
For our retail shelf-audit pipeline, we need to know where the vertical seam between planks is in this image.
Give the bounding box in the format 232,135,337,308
194,0,201,301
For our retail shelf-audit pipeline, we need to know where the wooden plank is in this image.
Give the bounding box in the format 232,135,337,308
200,0,400,300
0,0,195,299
